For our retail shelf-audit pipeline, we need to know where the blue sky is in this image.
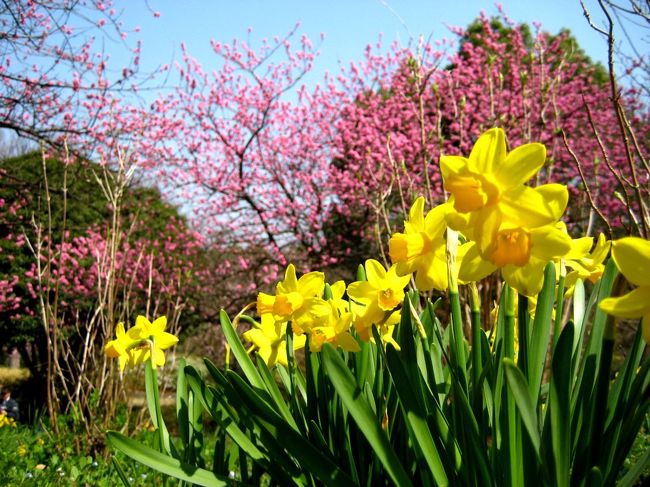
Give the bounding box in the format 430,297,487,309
114,0,646,92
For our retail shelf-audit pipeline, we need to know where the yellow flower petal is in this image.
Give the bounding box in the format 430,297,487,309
409,196,426,229
277,264,298,294
347,281,375,304
297,271,325,297
330,280,346,300
458,243,497,282
414,249,448,291
469,127,506,174
612,237,650,287
364,259,387,285
150,316,167,334
155,332,179,350
599,287,650,319
502,260,547,297
495,142,546,188
500,185,566,228
530,225,573,261
440,155,468,181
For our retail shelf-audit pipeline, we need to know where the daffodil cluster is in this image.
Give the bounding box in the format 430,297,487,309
385,128,616,302
104,315,179,372
246,261,412,367
0,411,16,429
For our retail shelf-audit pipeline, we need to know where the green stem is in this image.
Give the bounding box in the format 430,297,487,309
588,318,615,471
450,290,468,391
469,284,482,408
503,285,521,486
517,294,528,376
145,359,166,453
553,274,567,350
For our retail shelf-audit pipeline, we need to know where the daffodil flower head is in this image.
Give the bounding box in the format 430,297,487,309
599,237,650,344
389,197,450,291
127,316,179,368
564,233,610,295
105,316,179,371
104,322,138,372
309,301,360,353
347,259,411,338
257,264,330,333
242,314,306,368
441,128,569,254
460,222,572,297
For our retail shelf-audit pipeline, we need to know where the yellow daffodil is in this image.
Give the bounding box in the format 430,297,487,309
309,305,360,353
599,237,650,344
105,316,179,370
242,314,306,367
389,197,449,291
441,128,568,254
257,264,330,333
460,223,572,297
347,259,410,341
564,233,610,295
126,316,180,368
104,321,138,372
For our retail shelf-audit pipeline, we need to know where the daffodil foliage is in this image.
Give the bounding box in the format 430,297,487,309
108,128,650,487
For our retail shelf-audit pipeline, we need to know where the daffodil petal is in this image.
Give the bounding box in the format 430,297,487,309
330,280,346,300
530,225,572,261
424,202,448,237
364,259,387,285
459,243,497,282
502,260,547,297
440,155,468,180
475,206,501,255
612,237,650,287
155,332,179,350
566,237,594,260
150,316,167,334
414,251,448,291
534,184,569,221
495,142,546,188
347,281,375,303
297,271,325,297
277,264,298,294
500,185,566,228
409,196,426,229
599,287,650,319
336,332,361,352
469,127,506,174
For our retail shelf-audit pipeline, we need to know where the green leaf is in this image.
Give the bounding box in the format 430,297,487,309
111,456,131,486
185,365,267,464
528,262,556,402
322,345,414,487
616,421,650,487
503,359,541,458
549,321,574,487
385,346,450,486
227,370,357,487
176,358,190,446
220,310,265,390
144,360,177,457
107,432,231,486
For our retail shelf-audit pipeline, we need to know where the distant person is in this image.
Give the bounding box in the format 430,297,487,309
0,388,19,420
